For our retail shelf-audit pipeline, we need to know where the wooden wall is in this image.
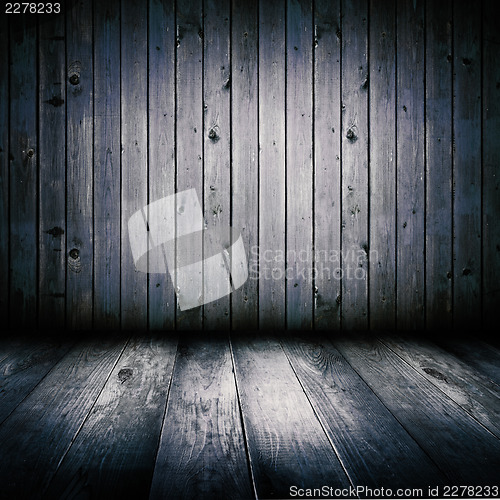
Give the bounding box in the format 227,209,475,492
0,0,498,331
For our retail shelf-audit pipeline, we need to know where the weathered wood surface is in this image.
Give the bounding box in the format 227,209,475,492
231,336,351,498
281,335,446,489
0,0,496,331
45,336,177,499
333,335,500,485
150,336,253,500
0,338,127,498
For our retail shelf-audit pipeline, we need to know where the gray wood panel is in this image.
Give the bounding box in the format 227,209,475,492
120,0,148,329
453,0,482,331
148,0,176,331
341,0,368,329
39,12,66,329
286,0,313,329
369,0,396,330
66,0,94,329
313,0,341,329
93,0,121,329
482,0,500,331
9,16,38,328
150,336,254,499
45,335,177,499
230,0,259,330
175,0,204,330
425,0,453,330
203,0,231,329
396,0,425,330
258,0,286,329
231,336,351,498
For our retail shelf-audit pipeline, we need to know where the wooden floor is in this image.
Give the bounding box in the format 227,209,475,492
0,333,498,499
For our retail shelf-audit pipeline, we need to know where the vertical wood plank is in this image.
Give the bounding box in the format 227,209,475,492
175,0,204,330
453,0,481,330
39,10,66,329
369,0,396,330
9,16,38,328
148,0,176,330
425,0,453,330
0,14,9,324
231,0,259,330
258,0,286,329
313,0,341,330
396,0,425,330
94,0,121,329
203,0,231,329
121,0,148,329
286,0,313,329
341,0,368,329
66,0,94,329
482,0,499,331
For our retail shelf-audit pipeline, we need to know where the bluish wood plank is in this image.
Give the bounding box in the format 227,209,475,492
175,0,204,330
286,0,313,329
230,0,259,330
369,0,396,330
121,0,148,329
9,16,38,328
150,336,254,499
94,0,121,329
39,11,66,329
313,0,341,329
147,0,176,330
482,0,500,331
258,0,286,329
396,0,425,329
66,0,94,329
341,0,369,330
425,0,453,329
203,0,231,329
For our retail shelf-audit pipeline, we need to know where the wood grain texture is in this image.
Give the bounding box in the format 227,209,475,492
175,0,204,330
38,12,66,329
341,0,368,329
453,0,482,330
258,0,286,329
0,338,127,498
482,0,500,331
120,0,148,329
45,335,177,499
66,0,94,329
425,0,453,330
396,0,425,330
203,0,231,329
313,0,341,329
150,336,254,500
286,0,313,329
148,0,176,331
231,336,351,498
282,335,446,489
0,13,8,324
230,0,259,330
369,0,396,330
0,337,72,425
9,15,38,328
379,334,500,438
333,335,500,485
94,0,121,329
